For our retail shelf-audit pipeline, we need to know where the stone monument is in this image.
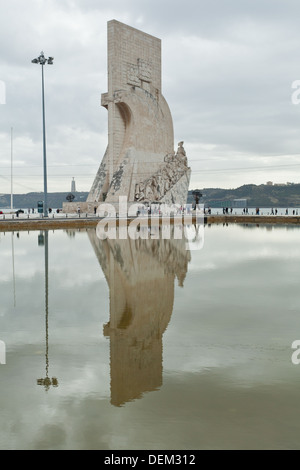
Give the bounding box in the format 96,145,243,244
88,19,190,208
63,20,191,213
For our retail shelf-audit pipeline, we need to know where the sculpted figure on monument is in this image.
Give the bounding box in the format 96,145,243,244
176,141,185,156
166,163,176,183
134,142,189,202
162,168,171,192
144,179,154,201
135,182,145,201
176,141,188,166
164,153,175,163
150,176,159,200
156,172,164,197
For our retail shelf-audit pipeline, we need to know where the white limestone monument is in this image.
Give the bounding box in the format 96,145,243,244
87,20,191,208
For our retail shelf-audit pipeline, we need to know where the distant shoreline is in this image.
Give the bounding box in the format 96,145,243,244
2,183,300,210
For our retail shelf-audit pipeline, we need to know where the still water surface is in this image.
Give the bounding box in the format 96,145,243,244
0,223,300,450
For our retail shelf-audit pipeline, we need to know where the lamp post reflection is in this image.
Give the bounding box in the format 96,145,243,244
11,232,16,308
37,230,58,390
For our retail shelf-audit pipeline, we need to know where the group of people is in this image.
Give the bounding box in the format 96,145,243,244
223,207,233,214
27,207,61,214
256,208,299,215
270,208,298,215
48,208,61,214
217,207,300,215
135,204,193,217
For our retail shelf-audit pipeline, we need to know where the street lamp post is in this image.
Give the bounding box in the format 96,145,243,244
31,52,54,217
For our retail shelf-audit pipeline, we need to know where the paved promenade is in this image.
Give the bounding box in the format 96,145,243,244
0,212,100,231
0,211,300,232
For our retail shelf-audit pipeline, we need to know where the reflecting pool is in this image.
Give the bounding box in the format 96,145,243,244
0,223,300,450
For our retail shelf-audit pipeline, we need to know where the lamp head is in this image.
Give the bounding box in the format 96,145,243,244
31,52,54,65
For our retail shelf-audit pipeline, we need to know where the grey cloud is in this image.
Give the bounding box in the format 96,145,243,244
1,0,300,193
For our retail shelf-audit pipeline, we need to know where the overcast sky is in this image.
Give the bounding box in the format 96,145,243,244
1,0,300,194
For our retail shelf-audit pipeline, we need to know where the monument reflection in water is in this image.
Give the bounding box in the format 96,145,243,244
88,224,192,406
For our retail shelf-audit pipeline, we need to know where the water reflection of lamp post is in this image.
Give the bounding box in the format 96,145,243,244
31,52,54,218
11,127,13,211
11,232,16,308
37,230,58,390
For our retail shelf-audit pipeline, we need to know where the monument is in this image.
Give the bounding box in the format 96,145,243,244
63,20,191,213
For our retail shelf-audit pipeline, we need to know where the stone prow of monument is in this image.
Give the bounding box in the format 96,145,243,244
86,20,191,208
